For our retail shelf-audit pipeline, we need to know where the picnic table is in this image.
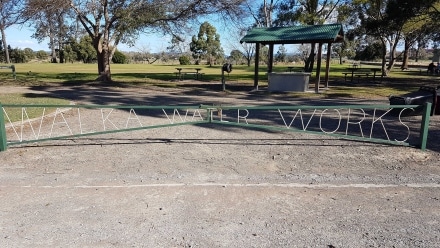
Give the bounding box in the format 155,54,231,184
342,67,371,83
174,68,203,80
195,68,202,79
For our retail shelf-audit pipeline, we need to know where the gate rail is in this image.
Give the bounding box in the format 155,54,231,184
0,102,432,152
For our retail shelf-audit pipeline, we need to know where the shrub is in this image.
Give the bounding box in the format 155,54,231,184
112,50,127,64
179,55,191,65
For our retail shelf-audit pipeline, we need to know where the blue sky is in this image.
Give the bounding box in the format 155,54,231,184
4,24,238,54
5,25,170,52
6,22,298,56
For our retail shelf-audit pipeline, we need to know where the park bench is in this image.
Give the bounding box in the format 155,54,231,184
0,65,16,79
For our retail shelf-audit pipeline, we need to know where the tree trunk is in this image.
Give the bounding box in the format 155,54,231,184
305,43,316,72
401,40,411,70
0,27,10,64
380,39,388,76
95,40,112,82
49,22,57,63
386,34,400,72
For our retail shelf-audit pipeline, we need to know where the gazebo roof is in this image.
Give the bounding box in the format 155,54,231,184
240,23,344,45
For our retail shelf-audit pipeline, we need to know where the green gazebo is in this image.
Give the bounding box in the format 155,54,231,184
240,23,344,92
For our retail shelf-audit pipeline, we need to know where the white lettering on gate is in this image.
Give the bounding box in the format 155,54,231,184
126,109,143,128
49,108,73,138
78,108,91,134
237,109,249,124
6,108,46,141
101,109,119,130
2,105,414,144
278,109,316,130
163,109,204,124
346,108,366,137
395,109,412,142
370,108,392,140
319,109,341,134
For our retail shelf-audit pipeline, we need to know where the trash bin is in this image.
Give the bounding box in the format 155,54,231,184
389,86,439,116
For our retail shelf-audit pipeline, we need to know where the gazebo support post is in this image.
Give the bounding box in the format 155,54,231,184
315,43,323,93
254,43,260,90
325,43,332,88
268,44,274,73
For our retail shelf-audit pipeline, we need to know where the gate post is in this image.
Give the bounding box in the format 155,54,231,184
0,104,7,151
419,102,432,151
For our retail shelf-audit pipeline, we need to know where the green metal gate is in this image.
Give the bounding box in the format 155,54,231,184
0,103,432,152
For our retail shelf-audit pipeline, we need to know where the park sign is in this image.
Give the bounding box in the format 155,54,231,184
0,103,432,151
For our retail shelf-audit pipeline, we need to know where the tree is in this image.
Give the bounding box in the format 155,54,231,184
0,0,23,64
230,49,244,65
272,0,348,72
112,50,127,64
167,35,189,55
351,0,439,75
69,0,247,82
35,50,49,61
75,35,96,63
23,0,71,63
275,45,287,63
9,48,29,63
190,22,224,66
23,48,35,61
179,55,191,65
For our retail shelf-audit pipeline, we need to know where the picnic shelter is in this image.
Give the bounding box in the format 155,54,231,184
240,23,344,92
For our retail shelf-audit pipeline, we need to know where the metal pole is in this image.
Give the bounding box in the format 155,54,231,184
222,70,225,91
0,104,8,151
419,102,432,150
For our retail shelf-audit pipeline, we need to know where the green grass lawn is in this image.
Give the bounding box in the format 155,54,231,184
1,62,439,122
0,62,438,99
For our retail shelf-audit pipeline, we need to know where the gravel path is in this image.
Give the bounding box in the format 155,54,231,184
1,84,439,247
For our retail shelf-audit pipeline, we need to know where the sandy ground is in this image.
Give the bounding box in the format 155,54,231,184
1,83,439,247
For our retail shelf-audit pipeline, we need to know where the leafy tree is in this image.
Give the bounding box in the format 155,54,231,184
190,22,224,66
230,49,244,65
179,55,191,65
351,0,439,75
271,0,348,72
112,50,127,64
66,0,246,81
0,0,23,64
23,48,35,60
64,38,77,62
24,0,71,63
259,45,269,65
73,35,96,63
35,50,49,61
333,40,356,64
9,48,29,63
167,35,188,55
275,45,287,63
354,42,382,61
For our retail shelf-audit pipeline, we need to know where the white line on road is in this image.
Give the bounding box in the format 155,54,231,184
7,182,440,189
